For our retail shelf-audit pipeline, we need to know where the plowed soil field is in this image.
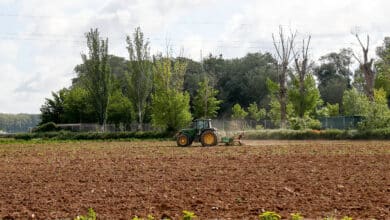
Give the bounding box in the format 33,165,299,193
0,140,389,219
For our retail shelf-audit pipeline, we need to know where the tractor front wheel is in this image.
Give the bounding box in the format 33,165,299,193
200,130,217,147
176,133,191,147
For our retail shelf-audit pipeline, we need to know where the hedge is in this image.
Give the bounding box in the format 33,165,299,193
1,129,390,141
3,131,171,141
244,129,390,140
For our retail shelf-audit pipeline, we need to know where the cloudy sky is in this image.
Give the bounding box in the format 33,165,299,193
1,0,390,114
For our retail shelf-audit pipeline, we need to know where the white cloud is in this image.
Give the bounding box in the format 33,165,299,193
0,40,19,62
1,0,390,113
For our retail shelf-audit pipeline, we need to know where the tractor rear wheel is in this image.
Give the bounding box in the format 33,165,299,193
200,130,217,146
177,133,191,147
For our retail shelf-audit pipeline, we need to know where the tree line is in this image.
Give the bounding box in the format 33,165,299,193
40,26,390,131
0,113,40,133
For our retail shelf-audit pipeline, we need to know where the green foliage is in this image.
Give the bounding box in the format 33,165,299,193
40,89,67,124
11,131,170,141
314,48,353,105
258,211,281,220
375,71,390,103
132,216,155,220
193,77,222,118
375,37,390,104
32,122,60,132
326,103,340,116
288,74,321,117
266,78,294,127
268,99,294,127
245,129,351,140
289,116,321,130
316,103,340,117
63,86,95,123
74,208,96,220
151,89,192,132
80,28,112,126
182,210,197,220
204,53,277,115
342,88,390,130
107,89,133,125
126,27,153,128
342,88,369,116
358,89,390,130
248,102,266,121
290,213,304,220
341,217,353,220
244,128,390,140
231,103,248,119
151,58,192,132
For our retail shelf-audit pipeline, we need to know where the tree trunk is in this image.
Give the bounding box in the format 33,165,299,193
138,104,143,131
353,34,375,102
279,65,288,129
362,64,375,102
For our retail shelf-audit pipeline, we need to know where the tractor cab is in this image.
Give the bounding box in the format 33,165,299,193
192,119,213,135
176,119,218,147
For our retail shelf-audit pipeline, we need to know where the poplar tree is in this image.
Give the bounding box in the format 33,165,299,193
80,28,112,130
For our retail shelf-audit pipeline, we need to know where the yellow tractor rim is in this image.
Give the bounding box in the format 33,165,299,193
203,132,215,145
179,136,187,145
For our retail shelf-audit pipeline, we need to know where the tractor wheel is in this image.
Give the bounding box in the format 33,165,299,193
176,133,191,147
200,130,218,147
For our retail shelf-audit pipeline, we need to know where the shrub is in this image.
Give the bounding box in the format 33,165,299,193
256,125,264,130
74,208,96,220
32,122,60,132
182,210,197,220
290,213,303,220
131,214,155,220
289,117,321,130
258,211,281,220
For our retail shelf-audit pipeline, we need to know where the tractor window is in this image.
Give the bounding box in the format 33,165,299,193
196,121,204,129
207,120,211,128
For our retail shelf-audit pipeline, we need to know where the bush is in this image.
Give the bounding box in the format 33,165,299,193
352,128,390,140
258,211,281,220
74,208,96,220
182,210,197,220
255,125,264,130
32,122,60,132
290,213,303,220
289,117,321,130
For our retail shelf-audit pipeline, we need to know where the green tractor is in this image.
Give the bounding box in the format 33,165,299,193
176,119,218,147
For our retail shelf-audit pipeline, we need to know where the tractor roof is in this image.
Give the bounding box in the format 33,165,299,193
194,118,211,121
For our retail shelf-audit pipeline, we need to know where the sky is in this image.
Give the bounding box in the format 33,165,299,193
1,0,390,114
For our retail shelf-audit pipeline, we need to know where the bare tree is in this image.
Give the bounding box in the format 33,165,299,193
272,26,296,128
352,33,376,101
292,35,311,118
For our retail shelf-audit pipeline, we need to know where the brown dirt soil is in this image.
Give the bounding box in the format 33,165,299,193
0,140,389,219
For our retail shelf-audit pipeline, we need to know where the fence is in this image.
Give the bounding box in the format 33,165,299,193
213,117,364,131
319,116,364,130
212,119,279,131
54,116,364,133
56,123,159,132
